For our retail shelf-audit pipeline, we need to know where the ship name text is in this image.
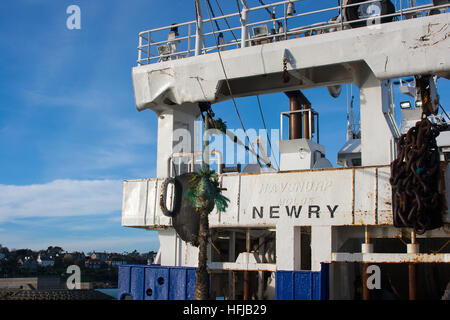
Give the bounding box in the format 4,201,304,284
252,205,339,219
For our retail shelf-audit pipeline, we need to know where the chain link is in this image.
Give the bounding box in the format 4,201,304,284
390,112,447,234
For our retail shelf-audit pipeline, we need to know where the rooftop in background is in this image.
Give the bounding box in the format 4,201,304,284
0,289,115,300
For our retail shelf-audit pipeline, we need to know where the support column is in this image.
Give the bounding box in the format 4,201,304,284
158,229,178,266
156,104,200,178
244,229,251,300
358,69,395,166
408,230,419,300
361,227,373,300
240,0,249,48
276,224,301,270
288,93,301,140
194,0,203,56
311,226,333,271
257,236,265,300
228,231,236,299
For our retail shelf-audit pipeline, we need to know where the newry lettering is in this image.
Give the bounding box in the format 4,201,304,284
252,205,338,219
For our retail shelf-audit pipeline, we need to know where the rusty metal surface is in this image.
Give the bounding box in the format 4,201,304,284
354,168,377,225
409,263,417,300
390,115,447,234
362,263,370,300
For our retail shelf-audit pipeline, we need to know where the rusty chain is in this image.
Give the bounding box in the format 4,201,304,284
282,57,290,83
390,98,447,234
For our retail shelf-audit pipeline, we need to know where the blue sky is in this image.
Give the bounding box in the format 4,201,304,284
0,0,448,254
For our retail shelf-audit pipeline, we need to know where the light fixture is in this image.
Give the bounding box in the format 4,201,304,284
400,101,412,109
287,1,296,16
252,25,269,37
157,44,171,56
415,100,423,109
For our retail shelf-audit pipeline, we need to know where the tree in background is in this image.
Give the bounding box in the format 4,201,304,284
186,103,229,300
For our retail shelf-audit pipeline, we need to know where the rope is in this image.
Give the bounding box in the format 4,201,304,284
256,95,279,170
203,0,269,168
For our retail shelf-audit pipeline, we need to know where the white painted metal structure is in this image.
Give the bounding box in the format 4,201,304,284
124,0,450,299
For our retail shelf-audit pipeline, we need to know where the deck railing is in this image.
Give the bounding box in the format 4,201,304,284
137,0,449,65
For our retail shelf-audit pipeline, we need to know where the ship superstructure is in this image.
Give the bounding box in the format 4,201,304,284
119,0,450,300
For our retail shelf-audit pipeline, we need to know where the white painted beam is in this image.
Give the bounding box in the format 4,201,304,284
208,262,277,272
332,252,450,263
132,13,450,111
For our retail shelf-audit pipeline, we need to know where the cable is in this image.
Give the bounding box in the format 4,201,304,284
195,0,200,21
431,239,450,254
201,102,266,165
213,0,239,43
206,0,221,32
256,95,280,170
439,103,450,121
235,0,243,21
203,0,269,168
256,0,274,18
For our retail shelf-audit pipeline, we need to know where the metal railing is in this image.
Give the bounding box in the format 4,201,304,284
137,0,449,65
167,150,223,177
280,108,319,142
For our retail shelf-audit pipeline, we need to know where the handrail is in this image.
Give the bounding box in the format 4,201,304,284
280,108,319,143
167,150,223,177
136,0,449,65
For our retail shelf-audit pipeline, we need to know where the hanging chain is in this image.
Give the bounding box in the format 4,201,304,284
282,57,290,83
390,76,448,234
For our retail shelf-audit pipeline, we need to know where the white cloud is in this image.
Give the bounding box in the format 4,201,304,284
0,179,123,222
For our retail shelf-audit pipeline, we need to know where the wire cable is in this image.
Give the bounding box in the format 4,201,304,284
439,103,450,121
235,0,243,21
256,0,274,17
203,0,269,168
256,95,280,170
213,0,239,43
206,0,221,32
431,239,450,254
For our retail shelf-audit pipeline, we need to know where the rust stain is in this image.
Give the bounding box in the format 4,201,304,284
411,23,449,49
375,168,379,225
190,76,208,100
148,67,175,77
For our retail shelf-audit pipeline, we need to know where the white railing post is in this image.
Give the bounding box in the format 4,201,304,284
195,0,204,56
400,0,403,20
138,34,142,65
187,23,192,57
147,32,151,64
284,2,288,40
241,0,249,48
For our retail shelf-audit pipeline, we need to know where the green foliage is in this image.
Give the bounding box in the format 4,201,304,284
185,166,229,213
213,118,227,134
